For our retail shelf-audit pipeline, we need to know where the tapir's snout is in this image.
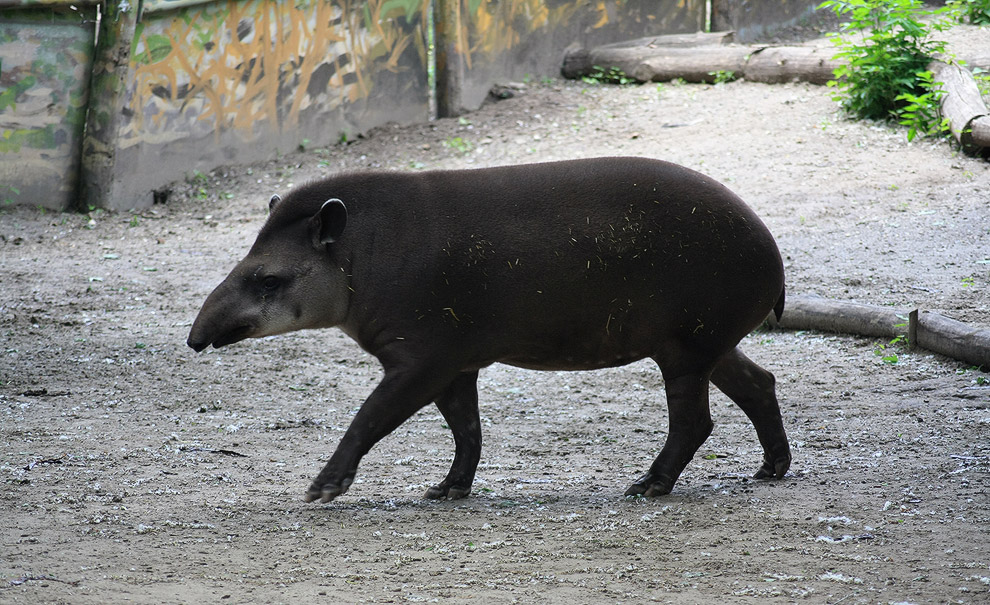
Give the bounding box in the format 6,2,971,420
187,335,209,352
187,312,255,352
187,277,258,352
186,318,216,352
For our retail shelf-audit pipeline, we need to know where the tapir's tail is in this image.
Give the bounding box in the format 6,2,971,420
773,284,786,322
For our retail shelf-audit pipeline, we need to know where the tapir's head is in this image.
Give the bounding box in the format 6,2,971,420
187,192,349,352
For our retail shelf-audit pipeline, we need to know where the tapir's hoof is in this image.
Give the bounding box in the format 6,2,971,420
303,479,351,503
424,484,472,500
624,473,674,498
753,454,791,480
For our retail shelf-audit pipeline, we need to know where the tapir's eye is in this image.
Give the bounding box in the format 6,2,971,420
261,276,281,291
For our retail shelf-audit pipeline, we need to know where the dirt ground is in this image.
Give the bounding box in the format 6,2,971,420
2,21,989,605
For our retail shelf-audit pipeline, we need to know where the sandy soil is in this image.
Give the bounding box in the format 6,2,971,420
2,23,989,605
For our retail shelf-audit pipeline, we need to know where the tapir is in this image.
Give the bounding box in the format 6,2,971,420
187,156,791,504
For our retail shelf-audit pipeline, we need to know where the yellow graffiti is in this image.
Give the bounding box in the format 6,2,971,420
123,0,697,146
127,0,424,145
453,0,651,70
458,0,568,64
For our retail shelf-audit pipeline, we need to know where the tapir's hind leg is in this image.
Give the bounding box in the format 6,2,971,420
425,371,482,500
710,347,791,480
625,368,714,497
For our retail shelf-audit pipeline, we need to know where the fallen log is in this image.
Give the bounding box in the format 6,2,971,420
631,47,754,83
562,31,845,85
561,31,736,81
744,46,839,85
775,295,989,369
776,295,908,338
564,41,844,85
912,310,990,369
929,60,990,156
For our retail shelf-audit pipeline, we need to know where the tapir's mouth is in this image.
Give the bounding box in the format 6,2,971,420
210,325,254,349
188,325,253,352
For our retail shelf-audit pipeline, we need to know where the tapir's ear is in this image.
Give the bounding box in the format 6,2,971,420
268,194,281,213
312,198,347,246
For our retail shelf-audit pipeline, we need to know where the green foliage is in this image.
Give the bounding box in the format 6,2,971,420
973,67,990,100
819,0,952,135
949,0,990,24
442,136,473,153
582,65,636,86
895,70,950,141
873,336,903,364
708,70,737,84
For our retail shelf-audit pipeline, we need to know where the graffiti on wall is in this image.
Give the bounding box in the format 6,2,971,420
124,0,429,149
458,0,702,62
449,0,579,69
437,0,704,114
2,0,707,210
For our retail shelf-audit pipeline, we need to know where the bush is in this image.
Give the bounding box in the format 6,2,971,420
949,0,990,25
820,0,953,125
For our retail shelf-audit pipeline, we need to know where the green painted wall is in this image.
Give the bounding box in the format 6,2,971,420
0,7,97,210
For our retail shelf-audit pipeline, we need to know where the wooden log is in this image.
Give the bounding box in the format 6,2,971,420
435,0,467,118
913,310,990,369
79,0,139,210
600,31,737,50
632,46,755,83
970,116,990,150
929,60,990,155
744,46,841,85
564,42,841,86
561,31,736,80
776,295,908,338
775,295,990,369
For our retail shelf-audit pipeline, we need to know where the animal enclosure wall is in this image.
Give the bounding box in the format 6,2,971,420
711,0,820,42
80,0,432,210
0,4,98,210
1,0,817,211
434,0,706,116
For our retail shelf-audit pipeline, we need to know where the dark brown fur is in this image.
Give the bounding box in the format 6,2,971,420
188,157,791,503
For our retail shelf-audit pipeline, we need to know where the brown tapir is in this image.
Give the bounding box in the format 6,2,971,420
187,156,791,504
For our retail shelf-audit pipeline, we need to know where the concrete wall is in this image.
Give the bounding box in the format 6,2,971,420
711,0,821,43
1,0,821,212
0,5,98,210
81,0,431,210
436,0,706,116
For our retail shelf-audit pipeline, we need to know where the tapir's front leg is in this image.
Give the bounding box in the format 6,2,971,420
304,362,458,503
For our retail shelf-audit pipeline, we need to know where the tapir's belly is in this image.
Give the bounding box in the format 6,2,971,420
500,351,651,372
489,312,670,372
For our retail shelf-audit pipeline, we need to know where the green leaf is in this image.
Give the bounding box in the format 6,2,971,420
135,35,173,65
